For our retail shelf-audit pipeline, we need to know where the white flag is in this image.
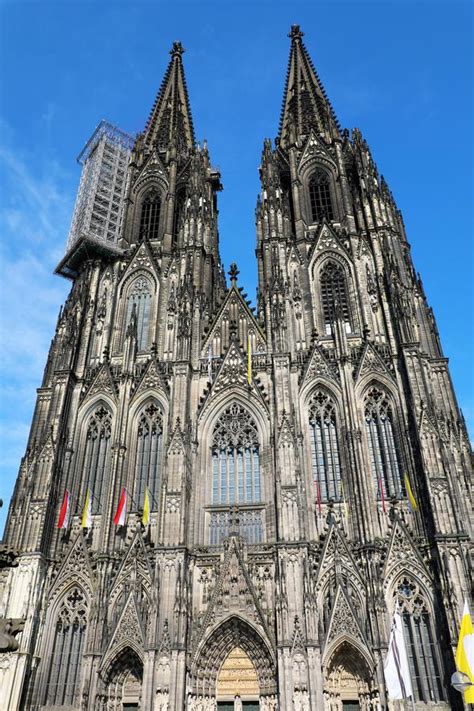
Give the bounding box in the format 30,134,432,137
384,607,413,699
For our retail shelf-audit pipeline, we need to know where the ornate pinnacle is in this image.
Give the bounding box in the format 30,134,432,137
228,262,239,286
289,25,304,41
170,41,185,58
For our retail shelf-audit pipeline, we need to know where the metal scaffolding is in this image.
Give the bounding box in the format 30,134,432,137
66,120,135,250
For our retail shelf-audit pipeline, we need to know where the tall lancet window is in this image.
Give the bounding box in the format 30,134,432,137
309,169,334,223
84,406,112,513
210,403,262,545
320,261,351,334
396,579,445,702
135,402,163,509
364,387,403,500
139,191,161,240
309,391,342,502
125,277,152,350
44,588,87,706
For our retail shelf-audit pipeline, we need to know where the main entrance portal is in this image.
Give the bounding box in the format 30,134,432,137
216,646,259,707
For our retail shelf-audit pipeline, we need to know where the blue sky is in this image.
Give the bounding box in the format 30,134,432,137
0,0,472,535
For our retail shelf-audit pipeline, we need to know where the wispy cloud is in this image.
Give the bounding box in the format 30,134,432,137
0,122,73,533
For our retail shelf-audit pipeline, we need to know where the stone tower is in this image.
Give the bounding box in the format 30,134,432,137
1,27,472,711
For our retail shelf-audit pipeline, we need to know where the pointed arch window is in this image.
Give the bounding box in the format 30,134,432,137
135,402,163,510
309,169,334,223
210,403,263,545
309,391,342,502
139,191,161,240
44,588,87,706
83,405,112,513
125,277,152,350
320,261,351,334
395,579,445,702
364,388,403,500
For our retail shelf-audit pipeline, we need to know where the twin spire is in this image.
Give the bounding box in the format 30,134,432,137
144,27,340,154
144,41,195,153
278,25,340,146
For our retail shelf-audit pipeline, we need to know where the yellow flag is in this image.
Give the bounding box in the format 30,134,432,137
455,599,474,703
142,487,150,526
81,489,92,528
404,473,418,512
247,334,252,385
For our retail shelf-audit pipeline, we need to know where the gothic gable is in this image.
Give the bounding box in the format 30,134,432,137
81,360,118,403
132,147,168,193
383,518,432,591
49,532,95,603
166,417,187,456
118,241,160,293
308,222,350,267
198,339,269,417
110,531,153,603
201,284,266,357
101,593,145,672
192,537,273,654
131,357,170,400
324,585,368,652
299,342,339,389
298,130,337,173
354,342,394,384
277,410,297,448
314,523,364,595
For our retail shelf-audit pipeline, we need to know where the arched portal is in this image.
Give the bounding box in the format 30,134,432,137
101,646,143,711
217,646,259,706
189,616,277,709
324,641,379,711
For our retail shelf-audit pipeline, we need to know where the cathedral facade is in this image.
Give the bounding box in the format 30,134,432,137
0,26,472,711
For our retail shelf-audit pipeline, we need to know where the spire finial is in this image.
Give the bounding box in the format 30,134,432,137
289,25,304,41
229,262,239,286
170,41,184,58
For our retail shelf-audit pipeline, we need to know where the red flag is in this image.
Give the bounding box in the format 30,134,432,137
113,487,128,526
314,480,322,515
379,476,387,513
57,490,70,529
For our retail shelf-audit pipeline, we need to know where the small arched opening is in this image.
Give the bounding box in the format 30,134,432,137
102,647,143,711
324,640,378,711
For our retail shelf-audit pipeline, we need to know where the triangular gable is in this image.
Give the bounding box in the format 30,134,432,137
117,240,160,293
198,339,269,416
102,592,145,669
133,147,168,190
201,284,265,357
290,615,306,655
81,360,118,403
131,357,169,400
49,532,94,600
167,417,186,455
354,342,394,383
298,131,337,171
315,523,364,593
193,536,273,653
299,342,339,388
110,530,153,602
324,585,367,650
277,411,297,448
308,221,350,264
383,518,431,582
37,430,55,462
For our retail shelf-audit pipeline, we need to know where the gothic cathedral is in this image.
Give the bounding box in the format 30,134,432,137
1,26,472,711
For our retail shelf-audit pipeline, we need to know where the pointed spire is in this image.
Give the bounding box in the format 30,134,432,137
144,41,195,154
278,25,340,147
